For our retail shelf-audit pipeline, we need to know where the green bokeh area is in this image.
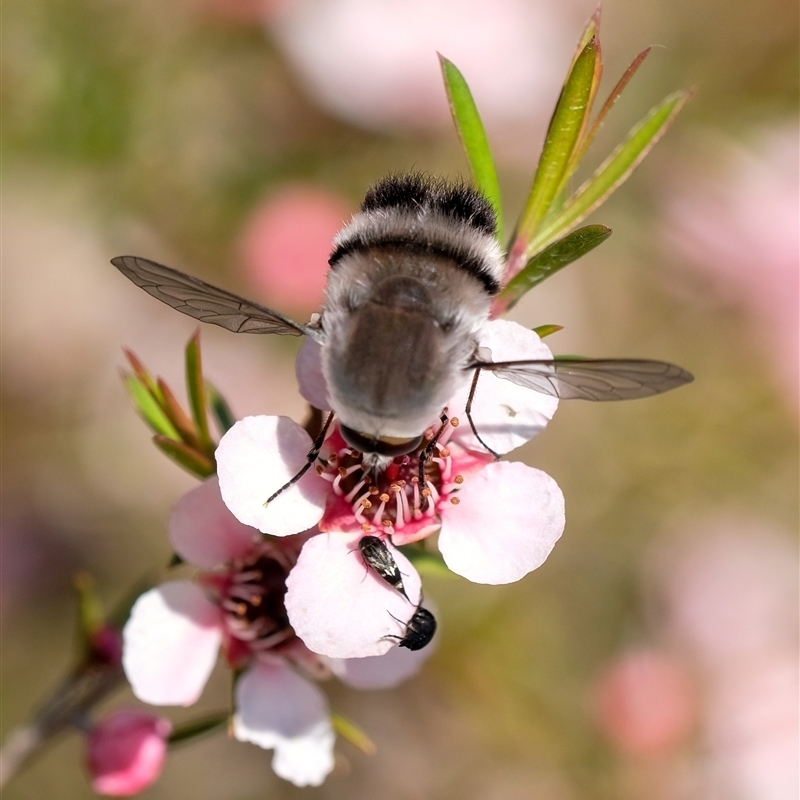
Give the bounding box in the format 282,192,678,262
2,0,797,798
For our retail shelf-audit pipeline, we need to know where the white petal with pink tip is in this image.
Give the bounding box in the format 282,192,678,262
448,319,559,455
233,660,334,787
438,461,564,584
122,582,222,706
216,416,328,537
169,476,259,568
285,532,423,659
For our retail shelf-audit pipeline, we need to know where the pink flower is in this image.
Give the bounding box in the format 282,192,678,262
122,478,430,787
592,649,697,757
663,125,799,410
238,185,352,315
268,0,577,133
216,319,565,658
85,710,171,797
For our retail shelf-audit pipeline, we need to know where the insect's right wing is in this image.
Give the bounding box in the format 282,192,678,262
112,255,315,337
469,357,694,401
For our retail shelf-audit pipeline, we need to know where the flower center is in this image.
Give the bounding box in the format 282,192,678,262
317,416,465,534
221,542,294,651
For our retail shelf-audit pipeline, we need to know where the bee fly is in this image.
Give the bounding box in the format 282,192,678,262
112,173,693,475
358,535,409,600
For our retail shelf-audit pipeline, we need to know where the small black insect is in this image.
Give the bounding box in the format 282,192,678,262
387,605,437,651
358,535,409,600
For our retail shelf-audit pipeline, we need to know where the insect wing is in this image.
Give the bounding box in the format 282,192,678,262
111,255,309,336
471,357,693,401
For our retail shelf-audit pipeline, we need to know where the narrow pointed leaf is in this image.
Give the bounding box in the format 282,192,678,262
152,435,216,478
168,713,229,745
185,332,213,452
572,5,601,65
123,375,181,440
514,37,599,248
532,324,564,338
331,712,376,755
206,382,236,435
571,47,652,170
500,224,611,308
123,348,162,402
531,90,692,253
157,378,200,448
440,55,503,242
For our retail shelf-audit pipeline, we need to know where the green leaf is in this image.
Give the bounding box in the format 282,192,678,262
398,546,457,579
440,55,503,242
157,378,200,447
123,375,181,440
531,89,692,253
515,37,600,245
572,6,601,64
185,332,214,454
532,324,564,339
331,712,376,755
168,713,228,745
570,47,651,170
152,435,216,478
500,224,611,308
123,348,162,401
206,382,236,435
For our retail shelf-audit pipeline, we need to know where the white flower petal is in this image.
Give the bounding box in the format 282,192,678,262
216,416,328,537
122,582,222,706
285,532,423,659
168,476,259,568
439,461,564,584
233,661,334,787
329,628,436,689
295,338,331,411
448,319,559,455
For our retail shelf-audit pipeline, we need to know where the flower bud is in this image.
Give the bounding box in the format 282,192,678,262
86,711,171,797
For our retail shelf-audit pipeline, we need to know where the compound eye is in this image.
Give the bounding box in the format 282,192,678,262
340,425,423,457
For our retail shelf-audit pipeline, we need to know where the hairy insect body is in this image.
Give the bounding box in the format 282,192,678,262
111,172,693,467
322,177,504,455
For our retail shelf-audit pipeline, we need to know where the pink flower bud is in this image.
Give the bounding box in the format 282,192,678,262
86,711,171,797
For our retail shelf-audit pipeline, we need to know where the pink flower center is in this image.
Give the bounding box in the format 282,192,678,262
316,416,485,540
217,541,296,653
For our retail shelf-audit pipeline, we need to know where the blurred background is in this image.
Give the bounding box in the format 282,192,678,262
2,0,797,797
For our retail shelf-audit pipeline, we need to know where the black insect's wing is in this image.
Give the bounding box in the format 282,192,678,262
112,255,312,337
469,357,693,401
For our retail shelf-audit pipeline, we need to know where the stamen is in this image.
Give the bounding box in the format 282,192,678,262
344,478,367,503
450,497,460,505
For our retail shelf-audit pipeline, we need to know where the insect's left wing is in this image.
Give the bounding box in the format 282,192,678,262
469,357,693,401
112,255,316,337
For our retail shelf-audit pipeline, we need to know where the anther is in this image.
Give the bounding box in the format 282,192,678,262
453,474,464,484
450,497,460,505
450,417,459,427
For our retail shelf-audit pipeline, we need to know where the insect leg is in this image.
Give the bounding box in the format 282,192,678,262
264,411,335,505
417,411,450,486
465,368,499,459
